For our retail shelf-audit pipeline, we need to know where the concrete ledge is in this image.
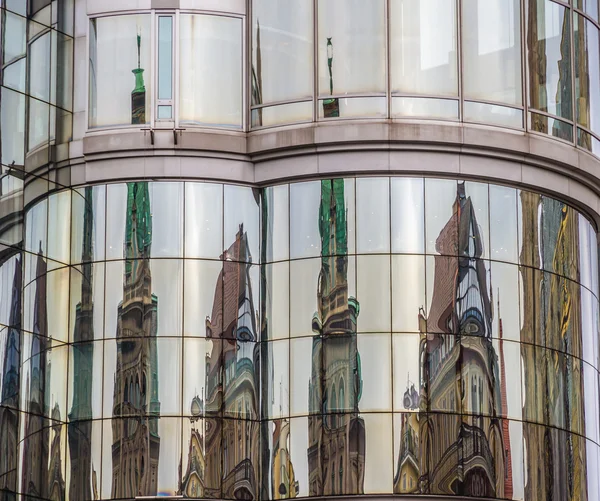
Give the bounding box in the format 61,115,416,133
51,120,600,225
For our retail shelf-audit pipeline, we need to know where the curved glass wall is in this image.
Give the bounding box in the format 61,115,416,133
1,176,598,500
82,1,600,158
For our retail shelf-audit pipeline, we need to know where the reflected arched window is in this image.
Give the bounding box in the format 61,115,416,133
124,377,129,403
331,384,337,428
339,378,345,412
339,454,344,493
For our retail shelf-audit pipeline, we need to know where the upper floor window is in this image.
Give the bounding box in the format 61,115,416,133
88,12,243,130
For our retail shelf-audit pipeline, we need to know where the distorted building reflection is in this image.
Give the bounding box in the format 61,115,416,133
193,223,260,499
21,248,49,499
68,187,97,501
48,405,66,501
308,179,365,496
110,182,161,498
180,396,207,497
272,418,299,499
519,191,587,500
0,255,21,501
414,182,512,497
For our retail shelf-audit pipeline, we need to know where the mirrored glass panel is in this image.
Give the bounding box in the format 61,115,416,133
251,0,313,105
251,101,313,127
290,336,315,416
392,255,426,333
71,186,106,264
67,340,103,421
263,339,289,419
224,185,260,264
356,177,390,253
317,0,386,96
357,255,390,332
179,14,242,128
289,258,321,338
392,97,459,120
390,0,458,96
463,0,522,105
89,15,152,127
185,182,223,260
47,190,71,265
262,184,289,263
393,334,422,412
425,178,457,256
66,419,102,501
526,0,573,122
184,259,223,338
574,15,600,138
290,181,321,259
262,261,289,340
356,333,392,411
149,182,183,258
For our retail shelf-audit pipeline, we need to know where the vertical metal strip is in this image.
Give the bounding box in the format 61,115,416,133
457,0,464,122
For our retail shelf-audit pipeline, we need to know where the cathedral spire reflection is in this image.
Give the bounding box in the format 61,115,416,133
111,182,160,498
308,179,365,496
0,255,21,500
68,187,96,501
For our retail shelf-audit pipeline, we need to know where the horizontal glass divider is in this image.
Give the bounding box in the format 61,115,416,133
577,124,600,142
528,108,575,126
317,93,387,100
463,98,525,111
390,93,459,101
250,98,313,110
572,6,600,30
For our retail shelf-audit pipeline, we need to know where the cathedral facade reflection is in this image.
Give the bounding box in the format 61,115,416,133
110,182,160,498
308,179,365,496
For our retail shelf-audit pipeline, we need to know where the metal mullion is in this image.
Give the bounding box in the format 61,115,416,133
313,0,318,123
521,0,528,132
174,10,180,128
570,1,577,145
385,0,391,120
242,6,248,132
150,10,156,128
457,0,463,122
577,122,600,140
573,5,600,30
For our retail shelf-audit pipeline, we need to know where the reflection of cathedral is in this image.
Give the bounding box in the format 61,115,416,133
111,182,160,498
520,192,587,500
68,187,97,500
21,249,50,499
412,182,511,497
271,419,299,499
0,255,21,500
180,396,207,498
182,224,260,499
308,179,365,496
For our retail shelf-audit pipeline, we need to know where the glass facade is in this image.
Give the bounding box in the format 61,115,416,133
0,176,599,500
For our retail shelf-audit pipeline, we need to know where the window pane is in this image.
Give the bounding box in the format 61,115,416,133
262,184,289,263
463,0,521,105
357,255,391,332
3,11,26,63
89,15,151,127
490,185,518,263
390,0,458,96
290,181,321,259
251,101,313,127
464,101,523,128
184,182,223,260
317,0,386,96
574,15,600,138
157,16,173,100
392,97,459,119
392,255,425,333
527,0,572,121
356,177,390,253
252,0,313,105
29,31,51,102
318,96,386,119
574,0,599,22
183,259,222,337
1,87,26,167
179,14,242,128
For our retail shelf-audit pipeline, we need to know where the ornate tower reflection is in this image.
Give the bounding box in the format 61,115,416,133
21,249,49,499
416,182,511,497
205,224,260,500
68,187,96,501
0,256,21,501
111,182,160,498
308,179,364,496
